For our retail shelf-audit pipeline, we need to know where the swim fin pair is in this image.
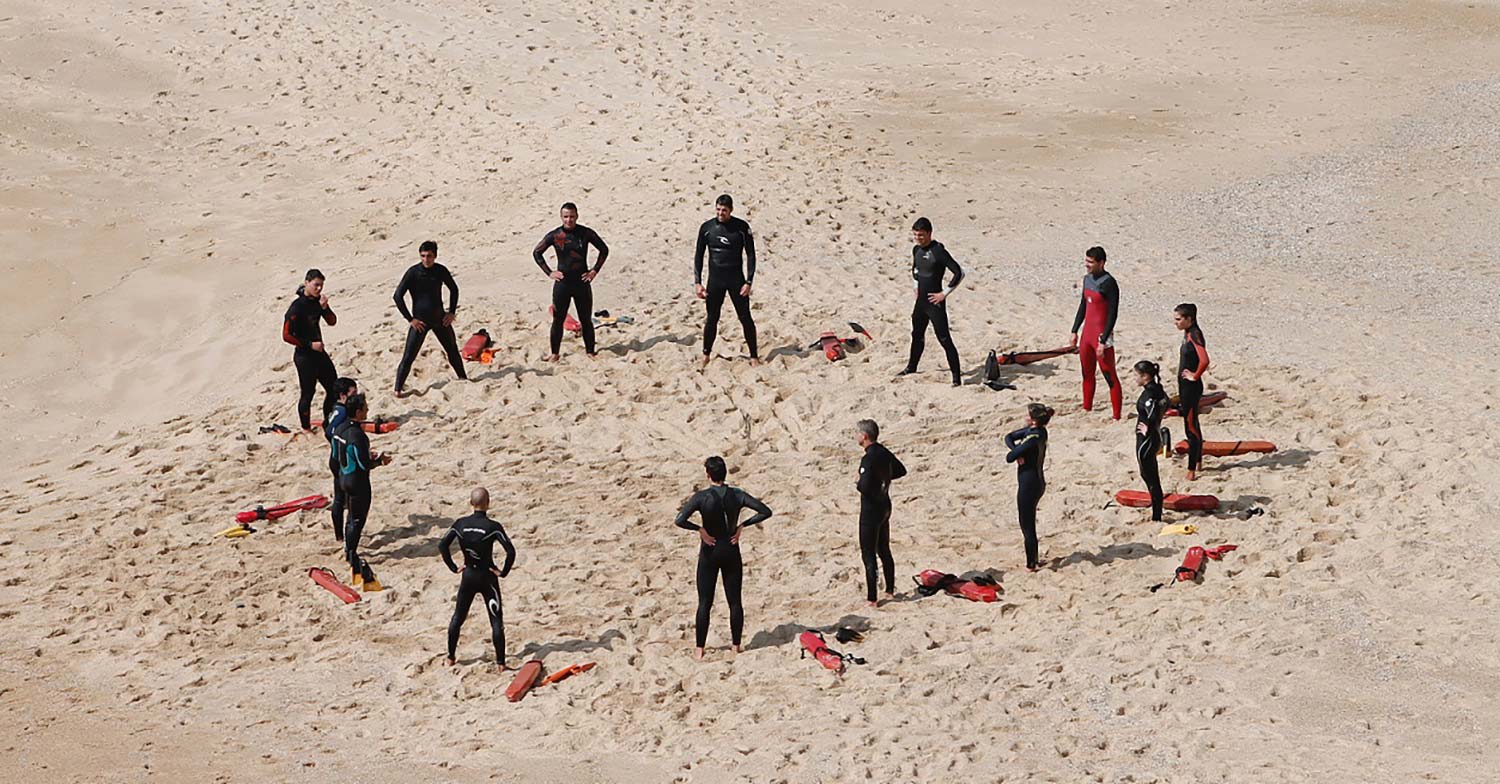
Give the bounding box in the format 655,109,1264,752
352,562,383,592
834,627,864,644
982,351,1017,391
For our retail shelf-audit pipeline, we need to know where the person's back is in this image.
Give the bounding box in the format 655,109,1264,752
857,441,908,502
441,511,515,575
440,490,516,671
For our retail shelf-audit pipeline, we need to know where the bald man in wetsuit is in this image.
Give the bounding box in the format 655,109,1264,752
440,487,517,671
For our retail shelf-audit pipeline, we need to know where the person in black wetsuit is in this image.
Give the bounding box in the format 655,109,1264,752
393,240,466,396
1133,360,1170,522
282,268,339,431
694,194,759,368
1174,303,1211,481
1004,403,1053,572
673,456,772,660
323,377,359,542
440,487,517,672
898,217,964,386
332,394,392,589
855,419,907,607
534,202,609,361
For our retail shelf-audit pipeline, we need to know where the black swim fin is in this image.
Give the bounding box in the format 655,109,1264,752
834,627,865,644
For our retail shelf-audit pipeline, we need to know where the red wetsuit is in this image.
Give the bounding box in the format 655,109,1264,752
1071,270,1122,418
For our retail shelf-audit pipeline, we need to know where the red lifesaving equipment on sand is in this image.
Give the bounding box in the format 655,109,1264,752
799,630,864,674
1176,544,1239,582
506,660,545,702
994,345,1078,366
913,570,1002,602
1114,489,1220,512
461,329,493,361
310,418,399,434
1174,439,1276,457
309,567,361,604
548,305,583,334
819,331,846,361
1165,390,1228,417
236,494,329,524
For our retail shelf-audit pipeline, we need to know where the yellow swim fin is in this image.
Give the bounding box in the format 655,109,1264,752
1159,523,1199,536
220,525,252,538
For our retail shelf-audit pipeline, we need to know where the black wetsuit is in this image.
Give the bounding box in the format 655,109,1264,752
534,225,609,355
1004,425,1048,570
332,418,381,575
1178,325,1209,472
674,484,772,648
1136,382,1169,521
440,511,517,665
905,241,964,384
857,442,908,602
694,217,758,359
323,402,351,541
393,262,465,392
282,289,338,430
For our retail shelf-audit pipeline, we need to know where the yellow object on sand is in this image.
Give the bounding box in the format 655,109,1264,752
219,525,252,538
1159,523,1199,536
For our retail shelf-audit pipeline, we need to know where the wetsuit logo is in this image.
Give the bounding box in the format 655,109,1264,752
718,236,731,244
486,598,500,616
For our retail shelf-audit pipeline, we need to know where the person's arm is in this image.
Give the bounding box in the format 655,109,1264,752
743,222,756,285
673,495,701,531
282,304,304,347
588,228,609,273
494,525,516,577
890,452,908,481
1100,276,1120,343
1005,431,1039,464
737,490,773,526
938,245,964,294
322,302,337,326
441,266,459,315
693,224,707,285
1071,290,1087,335
1189,332,1210,380
533,232,555,275
855,450,876,495
439,527,460,573
354,430,374,471
393,268,415,322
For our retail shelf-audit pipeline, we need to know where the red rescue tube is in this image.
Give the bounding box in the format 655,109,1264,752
236,494,329,523
820,332,846,362
996,346,1078,366
461,329,492,361
1177,546,1207,582
309,567,361,604
506,660,545,702
1114,489,1219,511
799,631,846,673
913,570,1001,602
1173,439,1276,457
1165,390,1228,417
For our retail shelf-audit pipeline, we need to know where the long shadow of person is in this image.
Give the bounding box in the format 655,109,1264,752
517,629,627,660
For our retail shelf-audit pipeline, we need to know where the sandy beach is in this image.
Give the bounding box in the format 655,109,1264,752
3,0,1499,781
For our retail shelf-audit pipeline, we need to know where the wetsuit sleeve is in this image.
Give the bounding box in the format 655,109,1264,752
533,231,555,275
890,452,908,481
938,245,964,291
441,266,459,314
743,221,756,284
439,527,460,573
856,451,876,495
1100,276,1120,343
354,430,374,471
494,525,516,577
588,228,609,272
1189,331,1210,379
674,495,701,531
1005,432,1040,464
393,267,415,322
282,304,303,347
737,490,773,527
693,224,707,285
322,304,336,326
1071,291,1087,334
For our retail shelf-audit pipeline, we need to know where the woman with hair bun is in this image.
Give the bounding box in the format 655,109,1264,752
1005,403,1054,572
1132,359,1170,521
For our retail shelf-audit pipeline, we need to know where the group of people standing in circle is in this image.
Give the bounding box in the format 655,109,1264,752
275,196,1215,668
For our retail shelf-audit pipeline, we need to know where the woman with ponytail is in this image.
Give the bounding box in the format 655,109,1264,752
1004,403,1054,572
1173,304,1211,480
1133,360,1170,521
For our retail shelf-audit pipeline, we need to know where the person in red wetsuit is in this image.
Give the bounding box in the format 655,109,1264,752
1068,246,1122,418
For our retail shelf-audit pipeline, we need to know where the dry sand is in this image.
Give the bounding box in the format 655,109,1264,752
3,0,1499,781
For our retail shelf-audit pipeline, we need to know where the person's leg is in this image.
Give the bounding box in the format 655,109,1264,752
479,572,506,667
721,548,744,648
574,282,597,355
694,548,717,648
927,303,962,384
877,509,896,595
728,289,758,359
343,484,370,575
433,323,467,380
905,301,930,373
703,285,727,357
1099,345,1123,419
294,351,318,430
1078,340,1098,411
394,326,426,392
858,506,880,603
1181,382,1204,473
1018,482,1040,570
448,569,478,661
1138,438,1164,522
328,457,346,541
550,281,569,356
